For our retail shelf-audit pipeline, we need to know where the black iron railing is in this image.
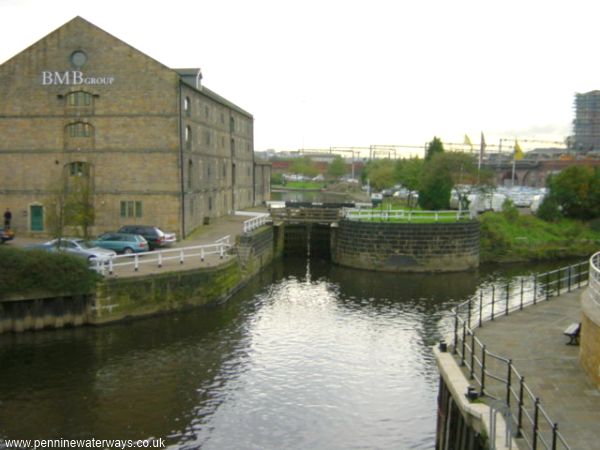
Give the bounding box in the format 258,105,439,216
451,261,590,450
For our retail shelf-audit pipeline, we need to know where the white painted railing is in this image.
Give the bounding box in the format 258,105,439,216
590,251,600,307
235,211,271,233
343,208,474,222
93,235,232,276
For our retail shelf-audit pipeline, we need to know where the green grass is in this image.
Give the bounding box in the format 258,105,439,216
479,211,600,262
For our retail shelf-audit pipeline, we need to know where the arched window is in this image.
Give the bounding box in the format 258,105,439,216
184,97,191,116
185,125,192,149
67,91,92,107
66,122,93,137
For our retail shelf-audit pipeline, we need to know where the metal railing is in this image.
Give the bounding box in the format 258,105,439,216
589,251,600,307
452,261,590,450
343,208,474,222
234,211,272,233
93,235,232,276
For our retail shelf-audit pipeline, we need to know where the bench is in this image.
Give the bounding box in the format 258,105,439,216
564,322,581,345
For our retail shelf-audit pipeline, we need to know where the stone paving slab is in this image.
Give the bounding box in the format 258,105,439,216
473,289,599,450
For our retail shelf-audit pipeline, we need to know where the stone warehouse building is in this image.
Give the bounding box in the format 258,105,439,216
0,17,270,238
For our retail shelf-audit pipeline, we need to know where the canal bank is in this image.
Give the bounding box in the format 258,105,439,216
0,212,280,332
435,257,600,450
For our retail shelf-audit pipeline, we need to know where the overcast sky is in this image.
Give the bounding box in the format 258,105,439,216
1,0,597,155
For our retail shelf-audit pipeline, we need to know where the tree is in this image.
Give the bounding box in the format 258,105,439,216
539,165,600,221
394,157,423,207
46,168,95,239
290,156,318,178
362,159,395,191
418,156,453,209
327,155,347,180
425,136,444,161
418,152,486,210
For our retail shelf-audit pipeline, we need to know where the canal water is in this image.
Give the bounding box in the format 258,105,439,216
0,257,572,449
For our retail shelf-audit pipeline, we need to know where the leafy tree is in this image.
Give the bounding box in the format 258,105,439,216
425,136,444,161
327,155,347,180
362,159,396,191
418,157,453,209
540,165,600,220
394,157,423,207
290,156,318,178
418,151,486,210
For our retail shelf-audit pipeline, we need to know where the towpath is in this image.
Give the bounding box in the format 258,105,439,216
473,288,600,450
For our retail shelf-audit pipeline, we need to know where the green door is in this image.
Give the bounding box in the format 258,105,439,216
30,205,44,231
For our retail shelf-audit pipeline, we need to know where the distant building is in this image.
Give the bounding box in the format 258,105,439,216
0,17,269,237
572,90,600,151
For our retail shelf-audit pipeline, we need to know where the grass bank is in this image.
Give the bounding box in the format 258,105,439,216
479,211,600,263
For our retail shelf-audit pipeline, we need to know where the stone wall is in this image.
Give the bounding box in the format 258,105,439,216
332,220,480,272
0,294,92,333
93,224,277,325
580,288,600,387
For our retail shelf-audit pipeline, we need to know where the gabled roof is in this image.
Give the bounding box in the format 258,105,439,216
2,17,253,118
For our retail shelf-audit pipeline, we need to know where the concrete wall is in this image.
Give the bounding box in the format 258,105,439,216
332,220,480,272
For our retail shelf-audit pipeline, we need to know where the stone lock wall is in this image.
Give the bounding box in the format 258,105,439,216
332,220,480,272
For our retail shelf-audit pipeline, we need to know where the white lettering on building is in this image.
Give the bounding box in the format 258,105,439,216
41,71,115,86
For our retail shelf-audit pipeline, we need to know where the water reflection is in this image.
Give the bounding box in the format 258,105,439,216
0,257,577,449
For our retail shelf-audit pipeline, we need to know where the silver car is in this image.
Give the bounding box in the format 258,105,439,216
43,238,117,262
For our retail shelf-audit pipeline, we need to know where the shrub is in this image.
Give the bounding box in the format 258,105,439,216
0,247,99,299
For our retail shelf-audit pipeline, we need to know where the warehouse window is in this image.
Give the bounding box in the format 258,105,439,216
67,122,93,137
67,91,92,106
185,126,192,150
120,201,142,218
184,97,191,116
68,161,90,177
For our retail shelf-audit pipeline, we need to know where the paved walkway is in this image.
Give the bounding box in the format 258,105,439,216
472,288,600,450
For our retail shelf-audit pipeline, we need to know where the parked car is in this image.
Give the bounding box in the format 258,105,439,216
371,192,383,206
92,232,149,254
117,225,176,250
40,238,117,262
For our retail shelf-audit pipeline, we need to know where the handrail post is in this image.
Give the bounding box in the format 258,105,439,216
158,251,162,268
557,268,561,295
220,244,224,259
491,285,495,320
520,278,524,310
470,331,475,380
551,423,559,450
532,397,540,450
201,247,205,262
179,249,184,265
478,290,483,328
506,359,512,406
108,257,113,276
461,321,466,366
505,282,510,316
568,265,572,292
546,272,550,301
480,345,486,396
453,312,458,354
134,255,139,272
516,376,525,437
533,274,538,305
467,299,472,329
